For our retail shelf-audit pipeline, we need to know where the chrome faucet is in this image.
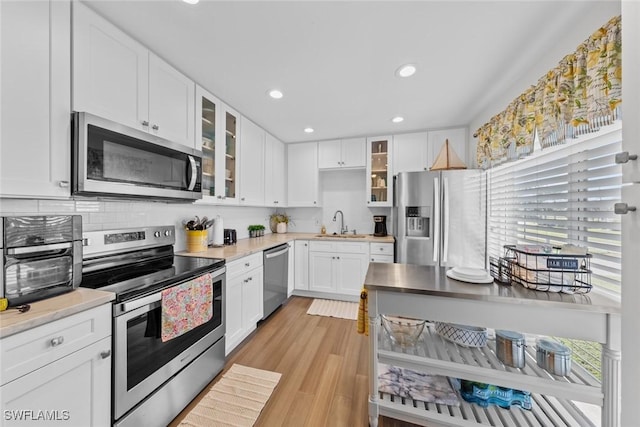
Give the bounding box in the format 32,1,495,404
332,210,348,234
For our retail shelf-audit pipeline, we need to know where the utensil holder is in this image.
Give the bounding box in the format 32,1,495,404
186,230,207,252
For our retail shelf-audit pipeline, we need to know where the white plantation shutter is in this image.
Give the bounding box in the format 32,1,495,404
487,125,623,295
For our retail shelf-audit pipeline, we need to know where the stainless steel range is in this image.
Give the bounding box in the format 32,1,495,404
80,225,225,427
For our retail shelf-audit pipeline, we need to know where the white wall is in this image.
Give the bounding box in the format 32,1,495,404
0,198,272,252
284,169,391,235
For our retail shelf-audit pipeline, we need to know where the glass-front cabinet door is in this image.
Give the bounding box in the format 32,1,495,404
223,108,238,202
366,136,393,207
195,86,239,204
195,85,218,200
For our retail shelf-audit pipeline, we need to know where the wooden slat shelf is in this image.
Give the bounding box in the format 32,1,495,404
375,324,600,426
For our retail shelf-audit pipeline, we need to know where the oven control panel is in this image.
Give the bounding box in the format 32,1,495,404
83,226,175,257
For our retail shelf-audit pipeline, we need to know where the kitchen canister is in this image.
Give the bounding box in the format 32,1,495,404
495,330,526,368
186,230,207,252
536,338,572,376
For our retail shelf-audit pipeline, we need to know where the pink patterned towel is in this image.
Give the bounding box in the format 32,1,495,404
161,273,213,342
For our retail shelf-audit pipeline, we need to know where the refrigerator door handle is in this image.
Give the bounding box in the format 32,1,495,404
433,177,440,263
443,176,450,264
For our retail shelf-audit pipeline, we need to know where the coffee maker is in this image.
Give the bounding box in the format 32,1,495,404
373,215,388,237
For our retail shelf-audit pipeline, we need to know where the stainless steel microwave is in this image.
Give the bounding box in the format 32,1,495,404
72,112,203,201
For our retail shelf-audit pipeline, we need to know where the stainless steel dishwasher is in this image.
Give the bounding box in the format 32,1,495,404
263,243,289,319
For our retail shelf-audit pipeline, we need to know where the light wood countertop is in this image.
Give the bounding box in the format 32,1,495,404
177,232,395,262
0,288,115,338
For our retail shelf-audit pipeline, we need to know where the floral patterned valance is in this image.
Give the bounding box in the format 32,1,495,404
476,15,621,169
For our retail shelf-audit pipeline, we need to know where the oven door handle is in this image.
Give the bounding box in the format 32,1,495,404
121,293,161,313
120,267,225,313
7,242,73,255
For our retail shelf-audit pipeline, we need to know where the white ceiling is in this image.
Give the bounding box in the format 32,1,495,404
82,0,621,143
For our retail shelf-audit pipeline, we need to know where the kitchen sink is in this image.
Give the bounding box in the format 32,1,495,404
314,234,368,239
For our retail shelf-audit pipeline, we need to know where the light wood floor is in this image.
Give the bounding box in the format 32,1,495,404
169,296,424,427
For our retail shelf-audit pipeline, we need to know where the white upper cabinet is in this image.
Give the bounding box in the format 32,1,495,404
341,137,367,168
265,133,286,207
428,127,468,168
318,138,365,169
219,104,240,204
239,117,265,206
195,85,219,200
393,132,431,173
318,140,342,169
0,0,71,198
148,53,195,147
72,2,195,148
287,142,320,207
366,136,393,207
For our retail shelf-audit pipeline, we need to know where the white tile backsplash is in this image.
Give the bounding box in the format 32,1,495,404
38,200,76,212
0,199,39,214
286,169,392,235
0,170,392,249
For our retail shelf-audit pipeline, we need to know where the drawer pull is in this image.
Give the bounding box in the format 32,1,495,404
100,350,111,359
50,336,64,347
379,247,384,251
245,263,250,267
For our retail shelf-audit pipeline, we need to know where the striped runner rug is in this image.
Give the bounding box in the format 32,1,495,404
178,364,281,427
306,298,358,320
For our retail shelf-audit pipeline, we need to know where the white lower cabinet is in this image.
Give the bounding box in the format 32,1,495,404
287,242,295,296
0,304,112,427
225,253,263,355
308,241,369,297
294,240,310,291
370,242,394,263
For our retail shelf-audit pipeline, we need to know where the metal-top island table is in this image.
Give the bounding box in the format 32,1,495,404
364,263,621,427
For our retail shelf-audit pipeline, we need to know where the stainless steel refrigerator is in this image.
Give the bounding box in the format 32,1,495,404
394,170,486,268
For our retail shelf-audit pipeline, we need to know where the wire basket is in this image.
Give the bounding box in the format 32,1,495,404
501,245,592,294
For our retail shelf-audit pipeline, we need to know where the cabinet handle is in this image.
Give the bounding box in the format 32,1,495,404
379,247,384,251
245,262,250,267
337,256,340,259
58,181,69,188
367,201,370,204
248,277,253,281
313,201,317,205
141,120,149,126
50,336,64,347
100,350,111,359
241,197,245,201
304,243,307,247
615,152,638,164
614,203,637,215
152,124,159,130
217,195,222,199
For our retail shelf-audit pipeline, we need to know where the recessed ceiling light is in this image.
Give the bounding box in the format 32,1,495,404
395,64,416,78
182,0,199,4
268,89,283,99
392,116,404,123
304,127,314,134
